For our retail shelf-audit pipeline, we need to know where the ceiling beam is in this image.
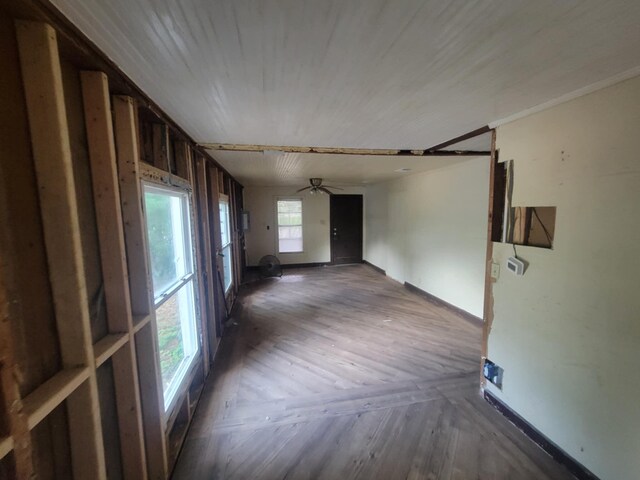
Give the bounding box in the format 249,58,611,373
199,143,490,157
425,126,492,151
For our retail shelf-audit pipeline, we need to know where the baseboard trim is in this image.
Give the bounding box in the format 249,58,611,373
363,260,386,275
282,262,330,269
403,282,483,326
246,262,329,271
484,391,600,480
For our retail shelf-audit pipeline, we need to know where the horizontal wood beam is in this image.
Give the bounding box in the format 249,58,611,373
200,143,490,157
0,436,13,460
427,125,491,151
22,367,90,430
93,333,129,367
132,314,151,333
139,161,192,191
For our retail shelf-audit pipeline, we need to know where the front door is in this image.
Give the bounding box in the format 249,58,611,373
330,194,363,264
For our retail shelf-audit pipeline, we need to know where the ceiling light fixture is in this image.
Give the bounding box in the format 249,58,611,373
295,178,343,195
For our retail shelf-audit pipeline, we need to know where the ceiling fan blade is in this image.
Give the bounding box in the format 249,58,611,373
318,186,333,195
322,185,344,190
295,186,312,193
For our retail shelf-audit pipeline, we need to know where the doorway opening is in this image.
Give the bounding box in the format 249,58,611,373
330,194,363,264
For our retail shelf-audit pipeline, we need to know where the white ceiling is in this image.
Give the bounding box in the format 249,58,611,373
52,0,640,183
209,150,478,187
208,131,493,186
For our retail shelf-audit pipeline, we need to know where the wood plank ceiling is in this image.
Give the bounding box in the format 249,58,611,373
50,0,640,183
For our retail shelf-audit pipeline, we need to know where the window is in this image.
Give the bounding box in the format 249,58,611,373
219,197,233,293
277,199,303,253
144,184,199,410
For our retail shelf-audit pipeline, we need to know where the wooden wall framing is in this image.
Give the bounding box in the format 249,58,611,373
113,94,168,479
80,71,147,480
0,143,32,480
15,21,106,479
480,130,498,389
0,10,245,479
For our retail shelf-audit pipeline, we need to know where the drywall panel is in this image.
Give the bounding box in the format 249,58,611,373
487,74,640,480
364,157,490,318
244,186,365,266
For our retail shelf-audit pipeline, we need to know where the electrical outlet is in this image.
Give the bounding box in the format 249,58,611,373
491,262,500,280
483,359,504,389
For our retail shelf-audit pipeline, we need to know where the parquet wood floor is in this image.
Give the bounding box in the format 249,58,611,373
173,265,574,480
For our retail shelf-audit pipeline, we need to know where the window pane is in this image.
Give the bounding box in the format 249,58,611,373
222,244,233,292
279,238,303,253
219,199,233,291
277,199,303,253
278,226,302,239
278,212,302,226
144,188,192,297
144,184,199,410
155,280,198,406
219,201,230,246
277,200,302,214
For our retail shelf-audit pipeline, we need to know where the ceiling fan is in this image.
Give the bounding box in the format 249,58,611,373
295,178,343,195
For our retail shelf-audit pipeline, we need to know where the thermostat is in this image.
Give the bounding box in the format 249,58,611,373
507,256,524,276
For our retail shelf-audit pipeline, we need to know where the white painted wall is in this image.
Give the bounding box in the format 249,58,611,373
364,158,490,318
487,75,640,480
243,186,365,266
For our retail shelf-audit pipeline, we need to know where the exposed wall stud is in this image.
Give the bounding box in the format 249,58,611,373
152,123,170,171
113,95,168,479
0,174,32,477
81,71,147,480
481,129,498,390
16,20,106,480
196,157,220,361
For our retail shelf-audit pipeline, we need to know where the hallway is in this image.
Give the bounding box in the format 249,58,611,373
173,265,573,479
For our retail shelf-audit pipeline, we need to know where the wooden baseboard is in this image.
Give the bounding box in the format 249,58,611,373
403,282,483,326
246,262,329,271
281,262,329,269
362,260,386,275
484,391,600,480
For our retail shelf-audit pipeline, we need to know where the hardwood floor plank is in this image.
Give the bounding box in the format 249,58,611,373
173,265,575,480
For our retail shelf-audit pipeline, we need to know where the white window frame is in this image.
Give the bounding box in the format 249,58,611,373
142,182,201,415
276,197,304,254
219,194,233,294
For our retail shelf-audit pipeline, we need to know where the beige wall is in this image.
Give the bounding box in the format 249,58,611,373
487,75,640,480
243,186,365,266
364,158,490,318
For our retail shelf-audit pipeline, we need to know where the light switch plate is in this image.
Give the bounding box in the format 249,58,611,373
491,262,500,280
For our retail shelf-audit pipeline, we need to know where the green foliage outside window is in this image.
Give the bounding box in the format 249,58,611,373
146,192,178,295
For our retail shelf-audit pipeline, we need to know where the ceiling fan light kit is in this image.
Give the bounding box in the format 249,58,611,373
296,178,343,195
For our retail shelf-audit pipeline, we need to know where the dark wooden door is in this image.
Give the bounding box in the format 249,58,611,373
330,194,363,264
